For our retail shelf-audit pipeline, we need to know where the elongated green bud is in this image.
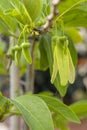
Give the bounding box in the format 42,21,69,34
22,47,32,64
21,42,32,64
12,45,21,60
21,42,31,48
51,45,58,83
67,48,75,84
15,49,22,65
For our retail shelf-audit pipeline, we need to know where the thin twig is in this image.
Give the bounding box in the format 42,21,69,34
34,0,60,34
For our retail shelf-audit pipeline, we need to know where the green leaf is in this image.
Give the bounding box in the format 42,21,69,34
0,0,12,10
65,27,83,43
33,43,40,70
68,36,78,67
0,19,9,33
0,40,8,75
58,0,87,28
0,1,17,33
0,62,7,75
0,40,6,54
0,0,32,26
0,94,11,120
70,100,87,119
0,14,17,33
39,36,49,70
53,113,69,130
38,95,80,124
12,94,54,130
22,0,43,21
58,0,82,14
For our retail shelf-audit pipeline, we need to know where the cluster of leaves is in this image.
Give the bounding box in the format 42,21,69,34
0,0,87,130
0,93,87,130
0,0,85,95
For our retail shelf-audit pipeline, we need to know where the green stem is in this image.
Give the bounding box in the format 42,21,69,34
10,110,22,116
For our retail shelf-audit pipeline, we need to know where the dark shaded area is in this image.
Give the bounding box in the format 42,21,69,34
34,69,57,94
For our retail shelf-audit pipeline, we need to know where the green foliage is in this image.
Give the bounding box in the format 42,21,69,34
70,100,87,119
38,94,80,123
65,27,83,43
39,34,68,96
67,36,78,67
5,0,32,25
0,0,87,130
11,94,54,130
0,40,8,75
58,0,87,27
0,94,12,121
39,36,49,70
22,0,43,21
58,0,81,13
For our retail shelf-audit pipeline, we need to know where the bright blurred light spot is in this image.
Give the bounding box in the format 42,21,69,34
0,123,8,130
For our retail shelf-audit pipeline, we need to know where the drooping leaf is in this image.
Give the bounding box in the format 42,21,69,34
53,113,69,130
39,36,49,70
68,36,78,67
11,94,54,130
38,95,80,124
34,42,41,70
70,100,87,119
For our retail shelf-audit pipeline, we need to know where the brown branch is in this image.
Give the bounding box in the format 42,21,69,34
34,0,60,34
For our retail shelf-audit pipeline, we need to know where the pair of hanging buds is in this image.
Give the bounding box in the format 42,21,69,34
11,42,32,65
